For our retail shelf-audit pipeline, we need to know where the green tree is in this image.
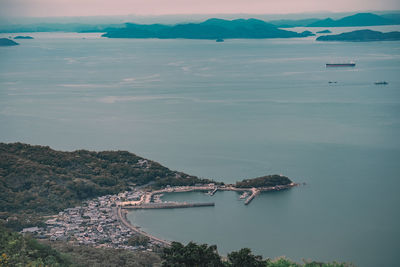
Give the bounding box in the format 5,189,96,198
127,235,150,246
162,241,224,267
228,248,268,267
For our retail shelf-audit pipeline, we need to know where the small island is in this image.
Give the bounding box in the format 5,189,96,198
14,36,34,39
316,29,400,42
235,174,292,188
316,29,332,34
0,38,19,46
299,30,315,37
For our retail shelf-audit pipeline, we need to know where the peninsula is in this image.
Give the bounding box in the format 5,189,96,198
0,143,297,259
316,29,400,42
102,18,314,39
0,143,355,266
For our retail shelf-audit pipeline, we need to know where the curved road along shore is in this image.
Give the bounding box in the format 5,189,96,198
116,206,171,247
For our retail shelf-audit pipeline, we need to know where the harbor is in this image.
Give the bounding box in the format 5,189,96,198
118,183,299,210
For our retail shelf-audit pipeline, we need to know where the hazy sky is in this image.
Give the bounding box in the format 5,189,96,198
1,0,399,17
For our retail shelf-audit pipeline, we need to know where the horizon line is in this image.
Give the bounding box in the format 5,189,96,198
3,9,400,19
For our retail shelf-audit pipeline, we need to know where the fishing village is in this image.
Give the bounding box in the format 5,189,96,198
32,179,299,251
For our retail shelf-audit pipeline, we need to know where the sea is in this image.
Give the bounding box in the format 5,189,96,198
1,26,399,267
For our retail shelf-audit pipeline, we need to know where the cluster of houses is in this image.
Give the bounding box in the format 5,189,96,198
23,190,160,251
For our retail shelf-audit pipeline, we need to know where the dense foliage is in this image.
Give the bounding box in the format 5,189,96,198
236,175,292,188
47,240,161,267
0,224,70,266
162,242,355,267
0,142,214,230
162,242,225,267
127,235,150,247
0,224,161,267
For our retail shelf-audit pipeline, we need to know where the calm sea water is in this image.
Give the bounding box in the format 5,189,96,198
1,27,400,266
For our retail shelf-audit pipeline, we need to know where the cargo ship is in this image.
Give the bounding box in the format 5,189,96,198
326,62,356,67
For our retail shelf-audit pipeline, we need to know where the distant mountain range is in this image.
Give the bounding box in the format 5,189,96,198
269,12,400,28
317,29,400,42
1,12,399,34
102,18,313,39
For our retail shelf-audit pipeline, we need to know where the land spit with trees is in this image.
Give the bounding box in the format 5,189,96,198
0,143,352,266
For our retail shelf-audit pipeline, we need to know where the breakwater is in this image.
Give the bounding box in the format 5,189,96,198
124,202,215,209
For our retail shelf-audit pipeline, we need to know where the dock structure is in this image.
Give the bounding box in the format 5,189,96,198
123,202,215,209
209,187,218,196
244,188,259,205
118,183,300,209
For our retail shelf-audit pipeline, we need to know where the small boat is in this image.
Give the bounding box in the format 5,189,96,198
326,62,355,67
374,81,388,85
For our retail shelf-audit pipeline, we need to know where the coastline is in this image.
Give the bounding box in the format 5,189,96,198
116,182,300,248
116,206,171,247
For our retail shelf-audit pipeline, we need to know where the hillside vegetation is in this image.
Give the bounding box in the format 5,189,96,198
0,224,161,267
0,142,214,230
162,241,355,267
0,224,70,266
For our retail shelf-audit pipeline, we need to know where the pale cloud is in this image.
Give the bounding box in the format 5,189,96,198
0,0,399,17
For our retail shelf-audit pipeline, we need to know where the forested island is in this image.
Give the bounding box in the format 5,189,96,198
236,175,292,188
14,35,34,39
316,30,332,34
317,29,400,42
102,18,314,39
0,38,19,46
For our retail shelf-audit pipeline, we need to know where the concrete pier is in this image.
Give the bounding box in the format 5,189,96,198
209,188,218,196
123,202,215,209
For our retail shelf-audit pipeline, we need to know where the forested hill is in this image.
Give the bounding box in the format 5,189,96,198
102,18,314,39
0,143,214,229
235,175,292,188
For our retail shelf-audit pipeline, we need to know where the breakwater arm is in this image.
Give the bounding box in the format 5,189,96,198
123,202,215,209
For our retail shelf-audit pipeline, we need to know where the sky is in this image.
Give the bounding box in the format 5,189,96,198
0,0,399,17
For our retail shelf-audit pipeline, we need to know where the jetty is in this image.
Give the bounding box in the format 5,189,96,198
115,182,300,248
244,188,259,205
209,187,218,196
119,183,299,209
123,202,215,209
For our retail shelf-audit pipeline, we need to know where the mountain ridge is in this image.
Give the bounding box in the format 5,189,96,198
102,18,314,39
